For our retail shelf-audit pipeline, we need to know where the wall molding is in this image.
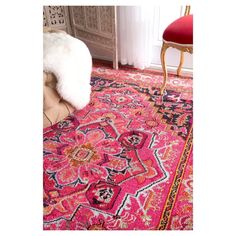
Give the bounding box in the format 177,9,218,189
149,63,193,75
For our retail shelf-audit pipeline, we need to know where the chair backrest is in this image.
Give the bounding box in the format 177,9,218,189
184,6,191,16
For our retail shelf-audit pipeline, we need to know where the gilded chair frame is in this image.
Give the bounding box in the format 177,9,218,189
160,6,193,95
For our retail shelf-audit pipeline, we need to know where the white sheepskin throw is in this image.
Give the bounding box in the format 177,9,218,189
43,31,92,109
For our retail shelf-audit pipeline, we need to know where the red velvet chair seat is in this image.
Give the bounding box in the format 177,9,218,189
163,14,193,45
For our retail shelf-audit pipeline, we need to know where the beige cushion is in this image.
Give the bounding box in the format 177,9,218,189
43,72,74,128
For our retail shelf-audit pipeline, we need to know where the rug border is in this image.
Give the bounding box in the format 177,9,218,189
157,125,193,230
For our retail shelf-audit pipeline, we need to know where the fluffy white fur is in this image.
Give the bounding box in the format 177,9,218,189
43,32,92,109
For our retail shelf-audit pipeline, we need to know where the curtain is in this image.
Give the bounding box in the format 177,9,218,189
118,6,155,69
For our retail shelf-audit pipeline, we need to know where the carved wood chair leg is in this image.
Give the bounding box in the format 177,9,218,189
160,42,169,95
177,51,184,76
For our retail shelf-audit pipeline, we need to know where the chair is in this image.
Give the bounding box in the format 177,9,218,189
160,6,193,95
43,27,92,128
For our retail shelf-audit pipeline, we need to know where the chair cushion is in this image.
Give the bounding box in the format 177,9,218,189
44,31,92,110
163,14,193,45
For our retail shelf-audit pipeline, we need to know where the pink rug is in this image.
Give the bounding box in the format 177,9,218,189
43,64,193,230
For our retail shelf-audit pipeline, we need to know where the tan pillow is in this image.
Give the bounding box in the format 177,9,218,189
43,27,67,34
43,71,74,128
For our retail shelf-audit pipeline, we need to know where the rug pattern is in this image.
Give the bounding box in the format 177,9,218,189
43,66,193,230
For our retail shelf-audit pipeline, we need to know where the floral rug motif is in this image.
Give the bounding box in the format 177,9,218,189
43,64,193,230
